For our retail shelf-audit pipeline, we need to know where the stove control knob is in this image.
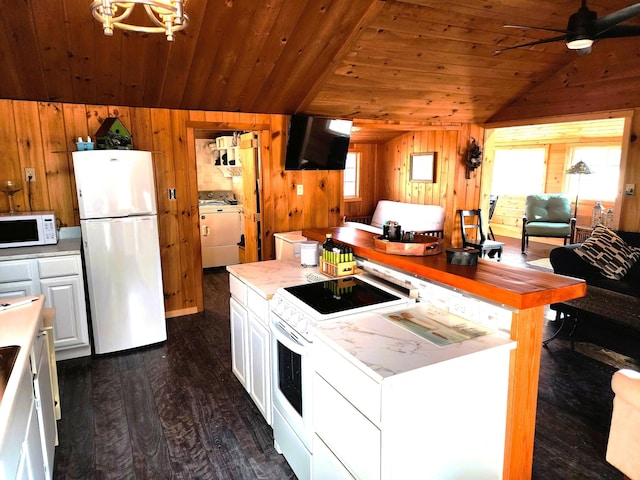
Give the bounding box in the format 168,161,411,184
298,316,309,333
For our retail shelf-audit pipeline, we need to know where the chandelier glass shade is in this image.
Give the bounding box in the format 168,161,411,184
91,1,189,41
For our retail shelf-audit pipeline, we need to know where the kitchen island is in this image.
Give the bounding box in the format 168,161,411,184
303,226,586,480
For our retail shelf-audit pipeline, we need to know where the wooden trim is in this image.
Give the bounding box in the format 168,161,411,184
185,120,271,131
165,307,198,318
484,109,634,129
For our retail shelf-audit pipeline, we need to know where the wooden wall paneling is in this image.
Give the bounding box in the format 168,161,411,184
259,114,285,261
85,105,111,140
184,114,204,312
546,143,565,193
129,108,154,152
620,109,640,232
169,109,199,316
0,101,22,213
241,142,260,264
61,104,91,224
150,108,182,314
441,130,458,245
13,101,49,213
38,102,76,228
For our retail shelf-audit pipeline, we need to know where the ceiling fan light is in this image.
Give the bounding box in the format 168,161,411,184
566,38,593,49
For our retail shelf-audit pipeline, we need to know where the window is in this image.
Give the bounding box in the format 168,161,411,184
491,147,546,195
343,151,360,199
566,145,621,201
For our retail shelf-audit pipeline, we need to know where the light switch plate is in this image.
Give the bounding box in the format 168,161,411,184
625,184,635,196
297,184,304,195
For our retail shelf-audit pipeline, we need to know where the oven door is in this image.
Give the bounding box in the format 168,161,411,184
270,317,313,452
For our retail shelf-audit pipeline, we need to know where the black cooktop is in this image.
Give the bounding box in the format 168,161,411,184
284,277,401,315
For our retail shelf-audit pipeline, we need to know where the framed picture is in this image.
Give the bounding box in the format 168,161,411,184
410,152,436,183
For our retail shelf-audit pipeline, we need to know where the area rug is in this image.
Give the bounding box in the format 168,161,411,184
526,258,553,271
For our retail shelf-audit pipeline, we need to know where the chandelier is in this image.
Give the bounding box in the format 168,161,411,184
91,1,189,41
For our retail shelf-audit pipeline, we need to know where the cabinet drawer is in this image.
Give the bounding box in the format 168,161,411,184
247,287,268,323
0,260,34,283
313,374,381,480
37,256,79,278
314,336,381,424
229,273,247,304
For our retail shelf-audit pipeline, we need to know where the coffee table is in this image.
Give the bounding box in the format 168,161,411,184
545,285,640,347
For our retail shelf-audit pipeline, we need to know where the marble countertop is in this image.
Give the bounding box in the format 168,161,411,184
227,258,324,299
312,302,516,382
0,296,44,452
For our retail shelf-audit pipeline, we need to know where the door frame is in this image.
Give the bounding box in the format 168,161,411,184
186,120,271,311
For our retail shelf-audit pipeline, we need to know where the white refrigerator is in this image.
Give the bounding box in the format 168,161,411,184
72,150,167,354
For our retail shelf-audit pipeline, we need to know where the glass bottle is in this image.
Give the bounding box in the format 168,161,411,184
591,201,605,227
604,208,614,229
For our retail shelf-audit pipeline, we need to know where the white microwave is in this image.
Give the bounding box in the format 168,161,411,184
0,211,58,248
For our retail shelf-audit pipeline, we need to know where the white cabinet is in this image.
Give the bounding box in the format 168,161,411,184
0,255,90,360
230,296,249,388
312,334,512,479
0,312,57,480
31,330,56,478
228,273,272,425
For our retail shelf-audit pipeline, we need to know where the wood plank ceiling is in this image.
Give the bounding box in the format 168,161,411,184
1,0,640,142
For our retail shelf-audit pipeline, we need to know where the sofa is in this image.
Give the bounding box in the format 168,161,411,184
549,226,640,352
343,200,445,238
550,228,640,298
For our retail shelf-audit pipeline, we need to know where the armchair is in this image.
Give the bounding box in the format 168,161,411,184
521,194,576,253
606,369,640,478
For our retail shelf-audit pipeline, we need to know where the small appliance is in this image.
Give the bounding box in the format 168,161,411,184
0,211,57,248
299,241,319,267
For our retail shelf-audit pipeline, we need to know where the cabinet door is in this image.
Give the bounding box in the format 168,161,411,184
33,331,56,479
24,397,46,480
230,296,249,390
248,315,271,425
39,275,89,354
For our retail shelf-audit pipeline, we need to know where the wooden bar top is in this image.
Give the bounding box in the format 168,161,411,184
303,227,586,310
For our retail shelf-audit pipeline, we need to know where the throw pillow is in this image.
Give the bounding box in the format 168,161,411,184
575,225,640,280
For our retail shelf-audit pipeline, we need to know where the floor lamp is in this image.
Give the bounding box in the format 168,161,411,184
566,160,593,219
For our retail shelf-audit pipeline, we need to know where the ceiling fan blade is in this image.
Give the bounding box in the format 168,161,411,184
595,4,640,33
494,35,566,54
596,24,640,39
503,24,567,35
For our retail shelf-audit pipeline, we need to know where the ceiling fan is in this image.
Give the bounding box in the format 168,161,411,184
495,1,640,55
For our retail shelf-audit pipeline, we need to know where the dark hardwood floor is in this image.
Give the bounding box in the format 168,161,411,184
53,237,638,479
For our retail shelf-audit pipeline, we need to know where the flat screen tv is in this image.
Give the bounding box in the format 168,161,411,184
284,115,353,170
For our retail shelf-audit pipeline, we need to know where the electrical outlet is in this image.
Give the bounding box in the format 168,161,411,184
168,188,176,200
297,184,304,195
25,168,35,182
625,183,635,196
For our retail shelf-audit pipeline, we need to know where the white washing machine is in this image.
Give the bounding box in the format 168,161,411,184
199,191,243,268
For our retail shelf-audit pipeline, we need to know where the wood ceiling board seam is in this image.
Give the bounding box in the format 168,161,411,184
140,35,172,108
63,0,98,105
216,1,286,113
178,1,237,108
352,34,569,71
30,0,74,103
1,1,48,101
237,0,310,112
296,0,384,114
154,0,208,109
196,1,261,110
250,0,375,113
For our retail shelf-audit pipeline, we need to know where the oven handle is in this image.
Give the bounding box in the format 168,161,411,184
270,319,308,355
